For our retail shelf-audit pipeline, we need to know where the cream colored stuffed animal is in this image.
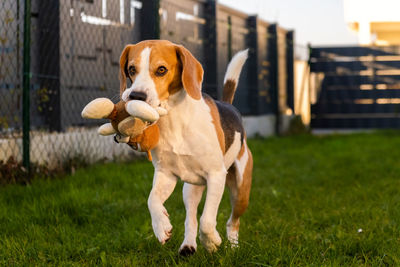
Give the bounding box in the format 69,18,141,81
81,98,166,160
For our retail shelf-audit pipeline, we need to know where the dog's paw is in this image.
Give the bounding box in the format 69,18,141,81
179,245,196,256
226,226,239,248
199,229,222,253
152,215,173,244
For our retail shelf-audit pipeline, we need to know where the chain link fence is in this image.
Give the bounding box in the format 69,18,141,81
0,0,295,176
1,0,144,175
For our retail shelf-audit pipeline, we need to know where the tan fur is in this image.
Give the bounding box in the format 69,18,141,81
119,40,203,101
222,80,236,104
109,101,130,130
237,139,246,159
204,97,225,154
226,146,253,231
175,45,203,100
118,40,252,251
128,123,160,152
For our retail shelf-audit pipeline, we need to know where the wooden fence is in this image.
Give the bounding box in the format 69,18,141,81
310,46,400,128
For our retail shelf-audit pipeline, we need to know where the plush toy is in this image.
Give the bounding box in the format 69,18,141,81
81,98,166,160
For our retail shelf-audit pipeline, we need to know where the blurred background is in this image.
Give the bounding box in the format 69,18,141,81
1,0,400,172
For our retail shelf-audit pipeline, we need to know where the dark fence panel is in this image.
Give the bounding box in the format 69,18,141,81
0,0,24,163
216,4,250,113
310,45,400,129
286,31,294,111
256,20,272,115
159,0,219,98
59,0,142,129
0,0,295,167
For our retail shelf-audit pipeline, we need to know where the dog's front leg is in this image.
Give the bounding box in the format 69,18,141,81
199,170,226,252
148,170,177,244
179,183,205,256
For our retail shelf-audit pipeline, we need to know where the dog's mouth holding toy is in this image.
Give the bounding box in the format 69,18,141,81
125,100,167,120
81,98,167,142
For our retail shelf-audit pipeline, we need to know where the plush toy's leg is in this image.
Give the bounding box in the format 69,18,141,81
81,98,115,119
98,123,117,135
147,151,152,161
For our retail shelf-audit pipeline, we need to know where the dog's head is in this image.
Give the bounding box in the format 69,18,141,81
119,40,204,107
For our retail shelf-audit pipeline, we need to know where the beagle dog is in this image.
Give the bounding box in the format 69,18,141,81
119,40,253,255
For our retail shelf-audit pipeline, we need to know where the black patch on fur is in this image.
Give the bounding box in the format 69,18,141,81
179,245,196,256
203,94,244,150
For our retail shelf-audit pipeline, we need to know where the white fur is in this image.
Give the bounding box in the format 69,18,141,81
122,48,160,107
223,132,241,169
147,171,177,244
235,139,249,187
149,89,228,252
226,215,239,246
138,47,249,253
179,183,205,252
223,49,248,84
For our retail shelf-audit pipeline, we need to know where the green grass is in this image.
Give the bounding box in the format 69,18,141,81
1,131,400,266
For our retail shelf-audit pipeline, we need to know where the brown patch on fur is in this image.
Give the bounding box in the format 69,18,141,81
233,148,253,219
226,145,253,232
107,106,118,121
204,96,225,154
223,79,237,104
109,101,130,130
237,132,247,159
226,165,239,232
175,45,203,100
237,142,246,159
128,123,160,154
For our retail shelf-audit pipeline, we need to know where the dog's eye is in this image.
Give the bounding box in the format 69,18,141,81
156,66,168,76
128,66,136,76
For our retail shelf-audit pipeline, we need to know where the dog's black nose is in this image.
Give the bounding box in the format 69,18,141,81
129,91,147,101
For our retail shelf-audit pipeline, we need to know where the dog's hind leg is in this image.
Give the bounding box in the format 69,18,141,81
148,170,177,244
199,170,227,252
179,183,205,256
226,145,253,247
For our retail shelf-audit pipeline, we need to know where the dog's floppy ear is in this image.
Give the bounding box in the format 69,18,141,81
175,45,203,100
119,45,133,97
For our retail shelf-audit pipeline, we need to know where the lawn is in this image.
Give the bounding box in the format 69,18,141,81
1,131,400,266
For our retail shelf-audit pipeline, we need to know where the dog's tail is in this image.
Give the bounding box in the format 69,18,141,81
222,49,248,104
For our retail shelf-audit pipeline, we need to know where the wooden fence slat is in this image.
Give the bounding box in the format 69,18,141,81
323,75,400,86
311,46,400,58
324,89,400,100
311,117,400,129
311,103,400,114
311,61,400,72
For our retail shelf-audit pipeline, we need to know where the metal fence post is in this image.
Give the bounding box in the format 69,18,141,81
23,0,31,170
227,16,232,61
247,15,259,115
38,0,61,131
203,0,218,99
268,24,280,135
141,0,160,39
286,30,295,112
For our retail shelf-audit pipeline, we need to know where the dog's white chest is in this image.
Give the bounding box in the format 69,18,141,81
152,95,225,184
